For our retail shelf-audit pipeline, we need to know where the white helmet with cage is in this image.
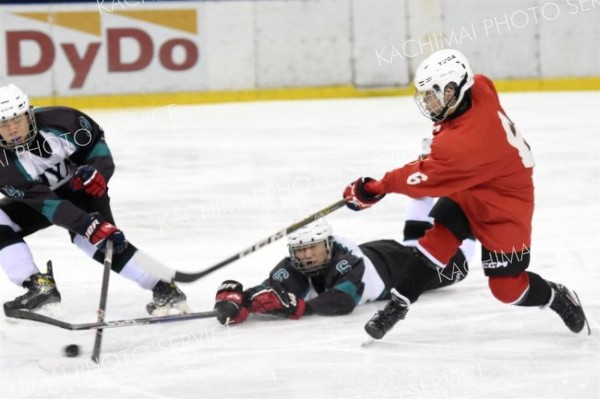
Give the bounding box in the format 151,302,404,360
0,84,37,150
413,49,474,122
287,218,334,277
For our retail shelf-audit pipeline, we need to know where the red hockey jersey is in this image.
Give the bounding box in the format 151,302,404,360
375,75,534,252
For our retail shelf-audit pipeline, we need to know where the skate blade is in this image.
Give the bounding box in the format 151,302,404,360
4,303,63,324
37,302,64,319
571,290,592,336
150,302,193,317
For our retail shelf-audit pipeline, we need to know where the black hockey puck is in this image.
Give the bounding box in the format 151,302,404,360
64,344,80,358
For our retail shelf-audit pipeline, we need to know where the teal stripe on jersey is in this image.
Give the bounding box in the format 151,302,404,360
333,281,361,305
41,199,61,222
85,142,111,160
44,127,75,145
13,158,33,181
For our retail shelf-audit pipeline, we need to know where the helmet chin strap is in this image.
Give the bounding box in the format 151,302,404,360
447,90,472,121
431,73,470,122
431,97,457,122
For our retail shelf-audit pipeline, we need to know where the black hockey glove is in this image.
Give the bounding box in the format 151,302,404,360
343,177,386,211
214,280,249,325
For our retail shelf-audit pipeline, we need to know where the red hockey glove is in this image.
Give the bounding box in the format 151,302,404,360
80,213,127,254
247,284,305,319
69,165,107,197
343,177,386,211
214,280,249,325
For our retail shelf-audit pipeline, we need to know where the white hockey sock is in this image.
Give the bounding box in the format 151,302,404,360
405,197,435,223
119,253,161,290
459,238,477,263
0,242,40,286
73,234,97,258
73,235,162,290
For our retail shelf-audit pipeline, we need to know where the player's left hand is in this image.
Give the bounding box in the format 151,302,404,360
69,165,107,197
247,284,305,319
80,213,128,254
214,280,249,325
343,177,386,211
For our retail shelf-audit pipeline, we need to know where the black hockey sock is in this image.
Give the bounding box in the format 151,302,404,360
424,249,468,291
92,242,138,273
0,226,25,250
516,272,552,307
403,220,432,242
395,250,440,303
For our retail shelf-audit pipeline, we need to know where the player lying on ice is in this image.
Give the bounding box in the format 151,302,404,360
342,48,590,339
0,84,190,317
213,197,475,325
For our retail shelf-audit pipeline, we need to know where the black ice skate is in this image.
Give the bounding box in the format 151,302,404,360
146,281,192,316
364,289,410,340
547,282,591,335
4,266,61,314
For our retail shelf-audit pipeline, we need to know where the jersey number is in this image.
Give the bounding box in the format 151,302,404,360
407,171,428,185
498,111,534,168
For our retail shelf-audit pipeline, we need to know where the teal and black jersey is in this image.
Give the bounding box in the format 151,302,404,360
0,106,114,234
262,236,386,316
256,235,469,316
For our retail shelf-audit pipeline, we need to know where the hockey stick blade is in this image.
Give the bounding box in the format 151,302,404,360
4,308,220,331
173,199,347,283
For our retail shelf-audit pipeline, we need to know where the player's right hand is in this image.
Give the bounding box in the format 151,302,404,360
214,280,249,325
343,177,386,211
80,212,127,254
69,165,107,197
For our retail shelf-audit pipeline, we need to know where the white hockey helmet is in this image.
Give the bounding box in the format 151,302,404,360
0,84,37,150
413,49,474,122
287,218,333,277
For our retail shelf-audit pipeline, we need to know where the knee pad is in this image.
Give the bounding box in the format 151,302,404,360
488,273,530,304
429,197,473,241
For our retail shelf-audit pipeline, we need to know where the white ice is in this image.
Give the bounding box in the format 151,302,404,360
1,91,599,399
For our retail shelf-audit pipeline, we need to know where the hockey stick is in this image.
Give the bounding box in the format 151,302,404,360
4,308,219,331
91,241,113,363
171,199,347,283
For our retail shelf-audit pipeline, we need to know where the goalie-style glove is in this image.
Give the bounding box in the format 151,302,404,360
69,165,107,197
343,177,386,211
214,280,249,325
79,212,127,254
247,284,305,319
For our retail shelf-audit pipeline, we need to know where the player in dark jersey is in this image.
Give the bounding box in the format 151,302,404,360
213,197,474,325
0,84,190,316
343,49,589,339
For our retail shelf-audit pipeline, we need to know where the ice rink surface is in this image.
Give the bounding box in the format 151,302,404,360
1,91,599,399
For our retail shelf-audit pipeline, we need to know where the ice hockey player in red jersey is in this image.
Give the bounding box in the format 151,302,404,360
0,84,190,316
213,197,475,325
343,49,589,339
